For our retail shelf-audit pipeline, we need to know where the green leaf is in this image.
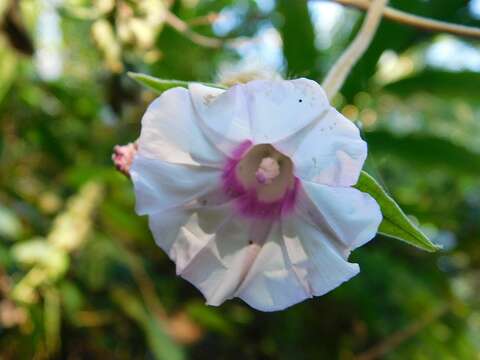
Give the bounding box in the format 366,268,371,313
382,69,480,99
275,0,318,78
355,171,440,252
186,301,234,335
43,287,61,355
127,72,226,93
0,204,22,240
365,130,480,176
0,39,17,104
112,288,184,360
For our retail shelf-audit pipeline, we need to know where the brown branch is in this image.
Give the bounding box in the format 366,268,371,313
164,10,223,48
187,12,220,26
354,304,450,360
326,0,480,39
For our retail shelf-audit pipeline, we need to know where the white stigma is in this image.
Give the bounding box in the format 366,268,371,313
255,157,280,185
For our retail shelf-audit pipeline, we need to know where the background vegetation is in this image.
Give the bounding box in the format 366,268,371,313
1,0,480,359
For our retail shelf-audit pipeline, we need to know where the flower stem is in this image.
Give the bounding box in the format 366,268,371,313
322,0,388,100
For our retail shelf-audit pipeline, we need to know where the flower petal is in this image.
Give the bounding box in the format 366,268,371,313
130,155,221,215
189,79,330,151
280,215,361,297
137,87,225,167
148,208,188,257
235,214,362,311
299,181,382,252
188,83,251,154
169,204,273,306
234,222,313,311
145,187,370,311
244,78,330,143
148,199,298,310
275,108,367,187
147,188,232,261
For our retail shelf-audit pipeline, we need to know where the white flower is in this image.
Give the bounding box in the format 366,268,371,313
130,78,382,311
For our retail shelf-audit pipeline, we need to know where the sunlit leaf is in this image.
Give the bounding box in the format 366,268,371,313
0,39,17,104
0,205,22,240
12,239,69,277
127,72,226,93
355,171,440,252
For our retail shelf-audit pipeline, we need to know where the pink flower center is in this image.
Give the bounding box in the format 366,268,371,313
222,141,299,219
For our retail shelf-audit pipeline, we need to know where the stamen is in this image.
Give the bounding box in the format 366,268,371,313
255,157,280,185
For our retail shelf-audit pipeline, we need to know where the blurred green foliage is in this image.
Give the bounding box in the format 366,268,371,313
1,0,480,359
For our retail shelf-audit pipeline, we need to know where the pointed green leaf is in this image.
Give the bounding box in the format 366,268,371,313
355,171,440,252
127,72,226,93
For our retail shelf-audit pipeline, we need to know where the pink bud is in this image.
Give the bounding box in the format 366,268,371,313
112,142,138,177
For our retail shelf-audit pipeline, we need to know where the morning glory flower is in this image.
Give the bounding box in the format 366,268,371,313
130,78,382,311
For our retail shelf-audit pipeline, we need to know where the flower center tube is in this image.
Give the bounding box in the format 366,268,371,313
222,142,299,219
